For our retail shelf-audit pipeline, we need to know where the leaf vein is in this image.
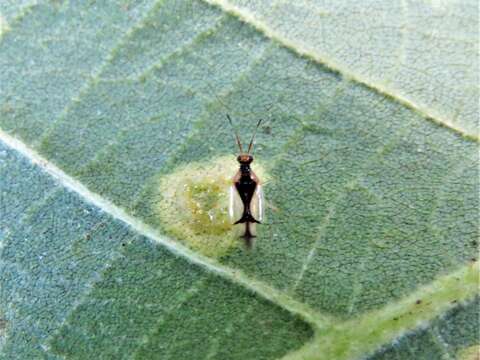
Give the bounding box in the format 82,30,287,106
202,0,479,141
34,0,165,148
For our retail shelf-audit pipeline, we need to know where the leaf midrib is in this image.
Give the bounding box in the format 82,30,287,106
1,2,478,358
0,128,329,328
2,114,478,360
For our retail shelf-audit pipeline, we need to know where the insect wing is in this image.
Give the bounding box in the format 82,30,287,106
229,185,244,224
250,184,264,223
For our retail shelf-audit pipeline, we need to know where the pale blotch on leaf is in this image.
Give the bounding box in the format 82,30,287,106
0,15,9,36
458,345,480,360
155,155,268,258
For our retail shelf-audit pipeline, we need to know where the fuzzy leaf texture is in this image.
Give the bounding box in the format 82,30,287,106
0,1,478,360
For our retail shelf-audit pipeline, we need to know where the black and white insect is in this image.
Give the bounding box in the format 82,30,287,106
227,115,264,248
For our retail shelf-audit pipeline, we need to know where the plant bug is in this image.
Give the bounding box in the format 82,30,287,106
227,114,265,248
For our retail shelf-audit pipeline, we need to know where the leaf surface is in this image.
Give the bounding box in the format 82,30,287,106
0,0,478,359
205,0,479,137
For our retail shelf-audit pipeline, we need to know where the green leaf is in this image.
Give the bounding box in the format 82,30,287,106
205,0,479,138
0,1,478,359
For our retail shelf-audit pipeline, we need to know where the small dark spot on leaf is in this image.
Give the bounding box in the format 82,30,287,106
416,299,422,305
122,243,126,247
471,258,477,262
451,299,458,304
471,240,478,247
262,126,272,135
85,234,91,240
393,317,399,321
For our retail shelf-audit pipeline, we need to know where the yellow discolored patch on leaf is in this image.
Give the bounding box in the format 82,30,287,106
458,345,480,360
155,155,268,258
0,14,10,37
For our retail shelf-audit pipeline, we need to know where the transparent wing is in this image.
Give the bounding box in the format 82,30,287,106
250,184,264,223
229,185,244,224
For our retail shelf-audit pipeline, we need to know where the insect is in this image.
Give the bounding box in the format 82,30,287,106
227,114,264,248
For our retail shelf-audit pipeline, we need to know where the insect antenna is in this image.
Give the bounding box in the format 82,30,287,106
227,114,243,153
247,119,263,154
